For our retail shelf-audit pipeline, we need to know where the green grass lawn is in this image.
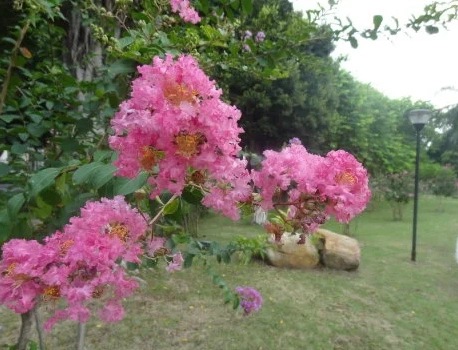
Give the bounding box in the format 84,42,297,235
1,195,458,350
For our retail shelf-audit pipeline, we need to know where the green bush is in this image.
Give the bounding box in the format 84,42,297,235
430,165,457,206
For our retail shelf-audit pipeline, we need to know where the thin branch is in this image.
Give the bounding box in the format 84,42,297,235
0,21,30,115
148,194,178,227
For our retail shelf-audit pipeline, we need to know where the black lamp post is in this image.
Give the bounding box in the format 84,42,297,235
406,109,432,262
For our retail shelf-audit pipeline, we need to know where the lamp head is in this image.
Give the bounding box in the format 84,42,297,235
407,109,432,132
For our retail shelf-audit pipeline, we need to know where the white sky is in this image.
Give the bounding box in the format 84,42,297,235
291,0,458,109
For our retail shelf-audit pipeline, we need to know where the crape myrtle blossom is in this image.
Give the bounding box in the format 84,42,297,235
316,150,371,222
235,286,263,315
0,196,188,330
0,239,46,313
166,252,184,272
109,54,252,220
252,144,325,211
169,0,201,24
252,144,371,239
40,196,151,330
1,53,263,331
0,196,157,330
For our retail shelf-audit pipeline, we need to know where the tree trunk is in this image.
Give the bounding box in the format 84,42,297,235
63,0,119,83
17,311,34,350
64,5,103,82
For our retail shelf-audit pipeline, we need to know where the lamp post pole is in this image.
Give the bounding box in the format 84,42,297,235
406,109,432,262
411,126,422,261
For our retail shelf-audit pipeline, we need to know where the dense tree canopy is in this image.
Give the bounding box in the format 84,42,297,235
0,0,457,244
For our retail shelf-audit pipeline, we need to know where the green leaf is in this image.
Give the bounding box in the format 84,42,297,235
181,186,204,204
55,173,68,196
125,262,140,271
92,164,117,189
241,0,253,15
40,187,61,206
0,114,20,123
224,291,233,304
107,59,136,78
425,25,439,34
73,162,111,185
0,163,11,176
18,133,29,142
28,340,38,350
7,193,25,219
61,138,79,152
349,36,358,48
10,217,33,240
114,172,148,195
163,197,180,215
44,100,54,110
29,167,60,198
373,15,383,30
27,123,47,138
230,0,240,10
0,209,11,242
75,118,93,134
209,241,221,255
197,0,209,14
53,192,95,227
232,295,240,309
117,36,135,49
11,142,27,154
33,195,53,219
28,113,43,123
183,252,195,268
93,150,115,162
221,250,231,264
225,6,234,20
212,275,224,287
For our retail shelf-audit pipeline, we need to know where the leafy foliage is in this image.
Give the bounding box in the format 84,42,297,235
430,165,457,198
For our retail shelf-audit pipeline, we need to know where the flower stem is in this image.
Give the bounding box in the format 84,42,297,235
16,310,33,350
77,323,86,350
33,307,45,350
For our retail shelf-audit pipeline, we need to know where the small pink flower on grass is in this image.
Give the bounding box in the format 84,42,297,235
235,286,263,315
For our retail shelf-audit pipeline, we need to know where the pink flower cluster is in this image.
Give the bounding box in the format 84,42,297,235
252,144,371,235
0,196,182,330
235,286,263,315
0,240,46,314
109,55,252,220
169,0,201,24
41,196,150,330
317,150,372,222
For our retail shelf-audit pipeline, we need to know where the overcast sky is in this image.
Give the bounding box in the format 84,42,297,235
291,0,458,109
